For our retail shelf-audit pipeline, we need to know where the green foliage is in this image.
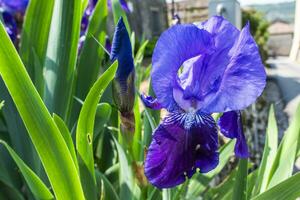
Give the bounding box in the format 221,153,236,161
0,0,300,199
0,20,84,199
242,9,269,65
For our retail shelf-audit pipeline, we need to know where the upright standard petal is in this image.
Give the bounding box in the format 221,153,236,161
144,112,219,188
201,23,266,113
218,111,249,158
151,25,214,111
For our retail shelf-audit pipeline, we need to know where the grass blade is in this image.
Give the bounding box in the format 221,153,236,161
0,22,85,200
0,140,54,200
76,61,118,200
44,0,81,121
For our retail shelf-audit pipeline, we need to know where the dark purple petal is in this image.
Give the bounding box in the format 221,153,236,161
110,17,134,80
105,35,112,53
218,111,249,158
145,112,219,188
119,0,130,13
1,11,18,42
151,24,214,112
140,94,163,110
201,22,266,113
111,17,135,113
0,0,28,14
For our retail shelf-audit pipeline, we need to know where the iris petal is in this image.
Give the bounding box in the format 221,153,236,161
151,25,214,111
140,94,163,110
218,111,249,158
201,22,266,113
144,112,219,188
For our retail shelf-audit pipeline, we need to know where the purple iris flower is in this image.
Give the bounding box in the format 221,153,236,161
0,0,28,14
141,16,266,188
107,0,131,13
111,17,135,114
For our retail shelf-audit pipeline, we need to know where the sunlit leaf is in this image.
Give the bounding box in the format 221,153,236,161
0,21,85,200
253,173,300,200
43,0,81,121
76,61,118,200
253,105,278,195
53,114,78,169
267,104,300,188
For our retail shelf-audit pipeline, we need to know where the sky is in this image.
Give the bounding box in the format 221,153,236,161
165,0,295,6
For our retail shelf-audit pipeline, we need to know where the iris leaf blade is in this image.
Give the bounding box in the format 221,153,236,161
71,0,108,126
0,21,85,200
232,158,248,200
112,136,136,200
43,0,81,121
267,103,300,188
76,61,118,200
0,140,54,200
53,114,78,169
19,0,54,94
253,105,278,195
252,172,300,200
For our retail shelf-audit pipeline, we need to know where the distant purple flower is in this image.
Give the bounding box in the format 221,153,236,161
107,0,131,13
1,11,18,42
0,0,28,42
0,0,28,14
141,16,266,188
